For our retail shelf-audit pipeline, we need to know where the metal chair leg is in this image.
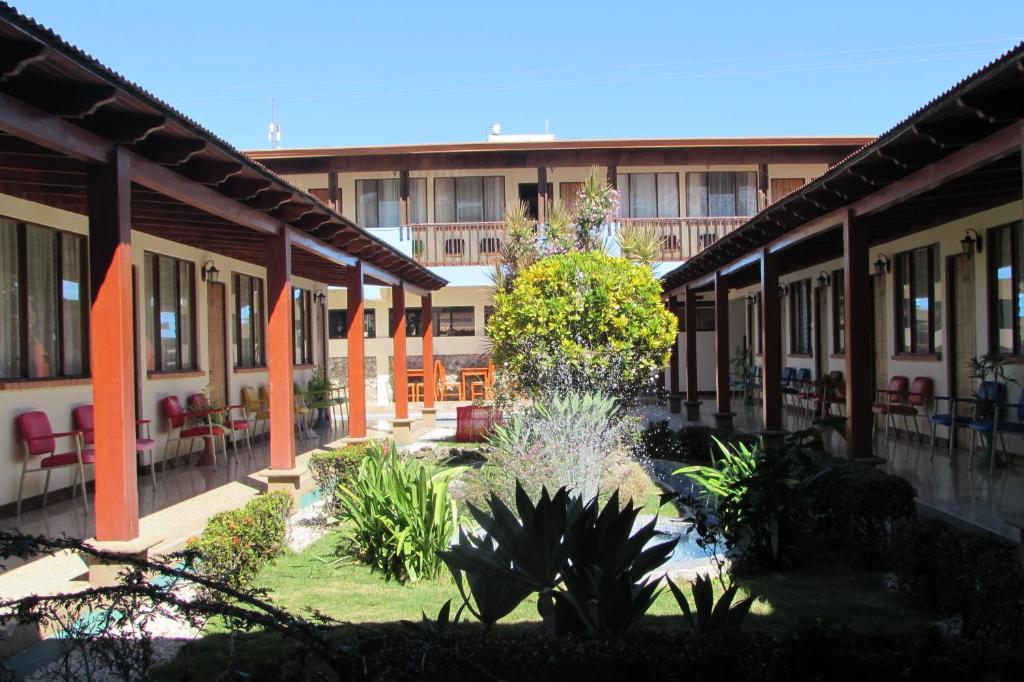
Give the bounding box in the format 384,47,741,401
42,470,51,509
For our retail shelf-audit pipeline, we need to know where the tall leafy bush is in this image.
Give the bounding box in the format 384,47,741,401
338,441,464,583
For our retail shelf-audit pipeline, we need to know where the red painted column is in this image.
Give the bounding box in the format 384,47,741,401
684,285,699,402
392,284,409,419
346,262,367,439
422,293,435,408
87,147,138,541
843,210,873,457
714,271,731,415
760,249,783,430
668,297,680,395
267,229,296,469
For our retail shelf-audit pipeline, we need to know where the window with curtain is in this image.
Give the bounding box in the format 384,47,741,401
434,177,505,222
145,253,196,372
293,287,313,365
895,245,941,355
685,171,758,217
232,273,265,368
789,279,812,355
746,295,762,355
356,178,427,227
0,219,88,379
989,221,1024,355
617,173,679,218
832,269,845,355
394,306,475,337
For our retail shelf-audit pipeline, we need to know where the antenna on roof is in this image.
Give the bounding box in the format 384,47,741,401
268,98,282,149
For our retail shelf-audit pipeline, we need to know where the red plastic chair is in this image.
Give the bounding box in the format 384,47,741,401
15,411,93,516
161,395,227,469
201,394,255,461
872,376,909,444
72,405,160,488
887,377,934,442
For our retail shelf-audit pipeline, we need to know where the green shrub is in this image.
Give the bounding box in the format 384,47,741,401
890,518,1024,640
309,442,379,515
812,461,916,565
338,441,464,583
187,490,292,588
488,251,677,401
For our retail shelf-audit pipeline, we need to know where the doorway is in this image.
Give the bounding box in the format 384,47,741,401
518,183,539,219
871,275,887,392
206,282,228,407
948,254,976,398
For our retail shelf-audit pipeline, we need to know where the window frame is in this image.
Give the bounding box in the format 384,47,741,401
619,172,680,218
831,268,845,355
684,170,758,218
0,219,90,380
293,286,313,365
987,221,1024,356
232,272,266,369
146,252,197,373
788,279,812,356
433,176,505,223
894,244,939,356
746,294,762,355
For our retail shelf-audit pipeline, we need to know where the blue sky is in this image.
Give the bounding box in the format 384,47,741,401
14,1,1023,150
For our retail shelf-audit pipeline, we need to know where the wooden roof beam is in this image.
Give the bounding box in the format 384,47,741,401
82,111,166,144
273,200,317,222
134,135,206,165
0,40,46,81
181,159,244,185
219,175,272,200
0,80,116,118
247,189,292,211
293,212,332,231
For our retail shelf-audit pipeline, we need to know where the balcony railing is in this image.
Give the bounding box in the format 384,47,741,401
408,216,749,266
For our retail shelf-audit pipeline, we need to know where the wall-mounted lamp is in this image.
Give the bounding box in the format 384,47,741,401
816,271,831,288
960,228,983,257
745,293,759,304
314,290,327,305
200,260,220,284
777,283,789,297
873,254,891,277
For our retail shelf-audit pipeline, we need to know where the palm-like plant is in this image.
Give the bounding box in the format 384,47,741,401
616,221,661,267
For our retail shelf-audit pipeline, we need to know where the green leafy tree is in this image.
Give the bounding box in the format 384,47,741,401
488,250,676,401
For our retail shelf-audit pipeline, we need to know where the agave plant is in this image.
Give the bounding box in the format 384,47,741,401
616,221,661,267
667,573,755,636
337,441,465,583
441,482,675,634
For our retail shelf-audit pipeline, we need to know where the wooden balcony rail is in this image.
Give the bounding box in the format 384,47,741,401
408,216,749,266
617,216,748,262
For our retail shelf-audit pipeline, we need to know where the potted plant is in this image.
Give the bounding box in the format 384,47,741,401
731,344,755,405
306,366,333,429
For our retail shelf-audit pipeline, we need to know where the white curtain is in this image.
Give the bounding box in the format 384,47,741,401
157,255,178,370
434,178,455,223
708,172,736,217
26,225,57,378
237,274,253,368
483,177,505,221
618,175,630,218
0,220,19,377
630,173,657,218
379,178,400,227
656,173,680,217
736,171,757,216
356,180,379,227
456,177,483,222
178,261,193,370
409,178,427,224
685,173,708,217
61,235,84,375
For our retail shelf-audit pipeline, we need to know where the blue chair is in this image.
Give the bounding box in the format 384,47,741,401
967,386,1022,470
780,367,798,406
791,368,813,413
930,381,1003,462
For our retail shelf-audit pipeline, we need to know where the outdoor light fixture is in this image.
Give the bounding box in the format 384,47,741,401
314,290,327,305
873,254,891,277
746,293,758,304
200,260,220,283
778,283,788,297
816,271,830,288
960,228,983,257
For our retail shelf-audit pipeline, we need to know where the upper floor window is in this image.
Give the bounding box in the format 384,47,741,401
788,279,812,355
685,171,757,217
396,306,475,337
618,173,679,218
145,253,196,372
293,287,313,365
895,244,941,355
328,309,374,339
356,178,426,227
832,269,845,355
989,221,1024,355
233,273,265,368
0,219,88,379
434,177,504,223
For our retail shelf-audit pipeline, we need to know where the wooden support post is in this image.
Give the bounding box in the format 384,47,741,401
843,210,873,458
684,285,701,420
714,271,734,429
346,262,367,440
537,166,548,223
392,284,409,421
399,170,410,228
267,228,296,469
668,298,680,395
422,292,435,408
87,147,139,542
760,248,783,431
327,172,339,212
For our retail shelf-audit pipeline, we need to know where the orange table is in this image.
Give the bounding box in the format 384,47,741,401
408,368,426,401
460,367,489,400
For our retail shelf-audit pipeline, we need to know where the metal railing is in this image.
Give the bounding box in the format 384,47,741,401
407,216,749,266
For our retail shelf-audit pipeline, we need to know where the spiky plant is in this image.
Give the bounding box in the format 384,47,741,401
616,221,661,267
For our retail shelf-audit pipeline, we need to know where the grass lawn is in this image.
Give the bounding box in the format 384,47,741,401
252,532,930,634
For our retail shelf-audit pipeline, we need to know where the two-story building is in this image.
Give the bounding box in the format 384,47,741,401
249,136,870,402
